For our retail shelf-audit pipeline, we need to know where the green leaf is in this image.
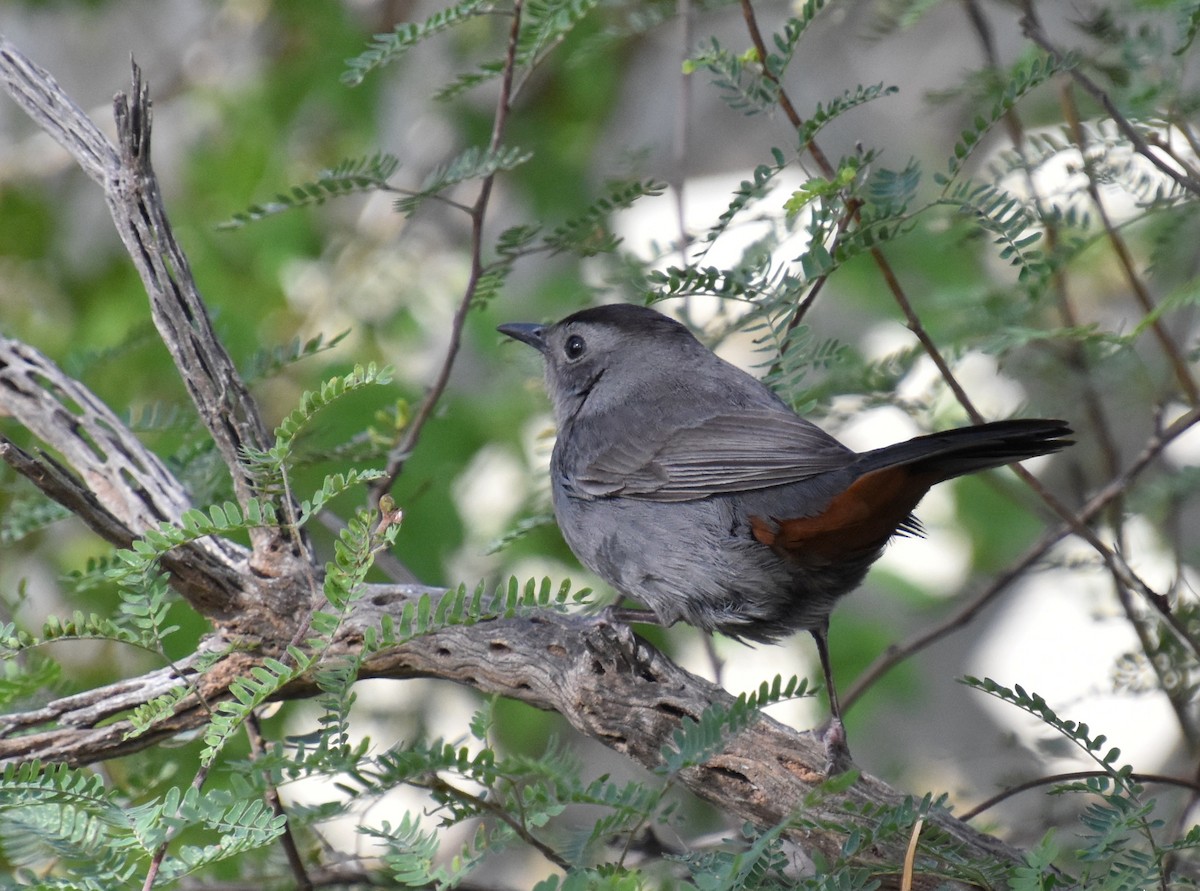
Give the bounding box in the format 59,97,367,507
219,154,400,228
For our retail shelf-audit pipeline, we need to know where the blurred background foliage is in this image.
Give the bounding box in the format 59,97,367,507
1,0,1199,885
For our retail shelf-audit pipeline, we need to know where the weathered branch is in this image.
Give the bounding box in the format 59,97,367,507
0,337,249,614
0,36,308,579
0,590,1028,890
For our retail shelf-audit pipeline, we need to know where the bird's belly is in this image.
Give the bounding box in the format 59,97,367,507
553,488,875,642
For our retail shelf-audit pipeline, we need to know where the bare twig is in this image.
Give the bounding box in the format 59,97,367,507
143,765,213,891
1019,2,1200,197
246,712,313,891
673,0,695,266
737,0,987,422
427,776,572,872
371,0,526,511
1059,84,1200,406
962,0,1123,478
960,771,1200,822
0,38,311,581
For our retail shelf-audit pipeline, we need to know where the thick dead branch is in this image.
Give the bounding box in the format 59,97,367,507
0,592,1026,890
0,338,249,613
0,439,246,614
0,36,307,579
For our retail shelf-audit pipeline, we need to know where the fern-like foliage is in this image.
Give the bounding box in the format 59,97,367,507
485,511,556,554
745,311,847,402
959,678,1200,888
660,675,812,776
542,179,668,256
341,0,494,86
942,180,1048,281
108,500,279,591
0,496,72,545
360,814,445,886
799,83,899,147
0,648,60,709
699,149,788,254
434,0,601,101
202,499,401,767
245,362,393,483
378,575,586,649
793,790,1020,889
674,820,794,890
0,761,143,889
395,145,532,216
133,786,288,881
686,38,781,116
935,54,1067,185
218,153,400,229
0,762,284,886
124,648,224,738
243,330,351,383
962,677,1134,786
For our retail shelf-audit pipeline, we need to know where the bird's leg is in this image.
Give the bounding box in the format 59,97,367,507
603,605,662,626
810,623,853,775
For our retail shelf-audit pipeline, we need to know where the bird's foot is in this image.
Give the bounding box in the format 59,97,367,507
821,718,854,776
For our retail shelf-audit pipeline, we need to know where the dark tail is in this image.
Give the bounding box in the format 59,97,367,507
856,418,1073,482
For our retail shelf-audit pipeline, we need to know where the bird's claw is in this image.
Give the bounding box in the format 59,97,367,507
822,718,854,775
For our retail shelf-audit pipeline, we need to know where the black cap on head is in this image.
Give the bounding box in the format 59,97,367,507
559,304,693,340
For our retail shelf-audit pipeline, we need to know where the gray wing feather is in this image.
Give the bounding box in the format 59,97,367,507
576,409,853,502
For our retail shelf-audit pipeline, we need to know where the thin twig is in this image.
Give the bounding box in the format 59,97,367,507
246,712,313,890
962,7,1198,738
1110,566,1197,746
427,775,571,872
1019,2,1200,197
962,0,1124,478
673,0,694,266
143,765,212,891
1059,84,1200,406
737,0,987,422
960,770,1200,822
370,0,526,511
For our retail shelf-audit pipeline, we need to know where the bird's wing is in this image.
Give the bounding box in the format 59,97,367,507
574,409,854,502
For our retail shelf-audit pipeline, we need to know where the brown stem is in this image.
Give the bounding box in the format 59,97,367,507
1059,84,1200,406
960,770,1200,822
737,0,987,422
246,712,313,890
371,0,526,511
143,765,212,891
963,0,1123,478
673,0,695,265
1019,2,1200,197
427,776,572,872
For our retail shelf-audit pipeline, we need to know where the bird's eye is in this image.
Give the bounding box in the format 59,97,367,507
564,334,586,360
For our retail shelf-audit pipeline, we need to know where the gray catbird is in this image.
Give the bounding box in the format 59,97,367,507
499,303,1071,767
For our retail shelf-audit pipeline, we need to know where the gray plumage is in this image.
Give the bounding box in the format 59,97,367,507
499,303,1071,765
500,303,1069,640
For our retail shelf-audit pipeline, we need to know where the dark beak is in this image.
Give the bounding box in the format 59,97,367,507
497,322,548,352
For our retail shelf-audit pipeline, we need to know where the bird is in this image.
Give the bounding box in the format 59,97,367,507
498,302,1072,769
